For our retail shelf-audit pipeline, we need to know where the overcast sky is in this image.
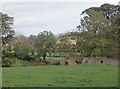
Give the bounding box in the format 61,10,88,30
1,0,119,36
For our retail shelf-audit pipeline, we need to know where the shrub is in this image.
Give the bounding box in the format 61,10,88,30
52,61,60,65
2,58,16,67
2,45,16,67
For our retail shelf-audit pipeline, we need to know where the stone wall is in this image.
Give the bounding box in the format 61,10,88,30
82,57,118,64
59,58,76,65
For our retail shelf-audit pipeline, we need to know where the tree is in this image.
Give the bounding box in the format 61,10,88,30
0,12,2,59
1,12,15,46
28,35,37,47
14,42,34,61
1,12,16,67
77,10,111,57
35,31,56,61
77,3,119,58
2,45,16,67
56,32,79,57
2,13,15,44
13,34,37,61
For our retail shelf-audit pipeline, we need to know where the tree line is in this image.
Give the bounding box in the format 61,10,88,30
1,3,119,67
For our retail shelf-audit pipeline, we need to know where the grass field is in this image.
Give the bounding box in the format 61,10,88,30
2,64,118,87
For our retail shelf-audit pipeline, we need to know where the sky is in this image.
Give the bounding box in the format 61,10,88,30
1,0,119,36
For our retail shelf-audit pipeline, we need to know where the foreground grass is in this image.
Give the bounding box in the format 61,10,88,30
0,67,2,88
2,64,118,87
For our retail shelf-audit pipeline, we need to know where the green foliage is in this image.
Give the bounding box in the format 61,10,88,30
14,42,35,61
35,31,57,61
91,48,102,57
2,58,16,67
77,5,118,58
2,13,15,45
1,12,16,67
14,43,30,58
2,13,15,36
2,46,16,67
1,3,119,67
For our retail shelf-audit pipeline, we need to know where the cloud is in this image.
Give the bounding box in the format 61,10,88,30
1,0,119,4
101,0,119,5
1,1,118,36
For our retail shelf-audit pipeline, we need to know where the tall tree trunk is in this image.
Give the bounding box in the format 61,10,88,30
43,52,46,62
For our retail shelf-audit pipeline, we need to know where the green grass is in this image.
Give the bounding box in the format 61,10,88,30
46,57,63,64
0,67,2,88
2,64,118,87
15,59,33,67
15,57,62,66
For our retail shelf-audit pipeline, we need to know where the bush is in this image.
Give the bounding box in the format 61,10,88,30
2,58,16,67
2,45,16,67
14,43,36,61
52,61,60,65
14,43,31,58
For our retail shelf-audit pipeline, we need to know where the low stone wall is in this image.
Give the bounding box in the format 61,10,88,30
82,57,118,64
59,58,76,65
